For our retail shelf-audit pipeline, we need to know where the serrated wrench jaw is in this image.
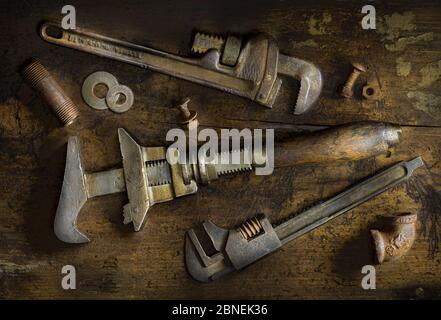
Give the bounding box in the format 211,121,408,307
278,54,322,115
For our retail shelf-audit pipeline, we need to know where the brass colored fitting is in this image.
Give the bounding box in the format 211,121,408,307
22,59,80,126
371,213,417,263
340,62,366,98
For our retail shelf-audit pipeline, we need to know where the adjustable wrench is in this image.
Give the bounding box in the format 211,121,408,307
185,157,424,282
39,21,322,114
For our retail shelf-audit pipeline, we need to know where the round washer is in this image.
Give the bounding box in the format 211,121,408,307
82,71,119,110
106,85,134,113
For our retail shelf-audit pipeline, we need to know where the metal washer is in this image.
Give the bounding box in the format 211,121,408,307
106,85,134,113
82,71,119,110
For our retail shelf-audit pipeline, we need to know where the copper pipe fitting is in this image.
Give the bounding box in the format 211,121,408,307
21,59,80,126
371,213,417,263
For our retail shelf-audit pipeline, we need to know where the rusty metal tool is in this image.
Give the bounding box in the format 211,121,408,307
55,122,401,243
39,21,322,115
185,157,424,282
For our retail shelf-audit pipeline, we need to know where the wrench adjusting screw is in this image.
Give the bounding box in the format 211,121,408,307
340,62,366,99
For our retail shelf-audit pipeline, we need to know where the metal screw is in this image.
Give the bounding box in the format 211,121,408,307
340,62,366,98
176,98,197,124
177,98,191,119
21,59,80,126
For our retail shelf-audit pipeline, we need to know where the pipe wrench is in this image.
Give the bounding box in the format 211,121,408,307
40,21,322,114
185,157,424,282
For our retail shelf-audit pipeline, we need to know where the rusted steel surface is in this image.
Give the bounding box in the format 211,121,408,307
0,0,441,299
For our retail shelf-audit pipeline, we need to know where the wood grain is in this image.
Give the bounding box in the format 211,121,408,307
0,0,440,299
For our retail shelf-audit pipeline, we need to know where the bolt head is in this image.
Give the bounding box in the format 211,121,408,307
352,62,367,73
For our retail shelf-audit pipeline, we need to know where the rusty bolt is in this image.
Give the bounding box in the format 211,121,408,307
176,98,197,124
21,59,80,126
340,62,366,98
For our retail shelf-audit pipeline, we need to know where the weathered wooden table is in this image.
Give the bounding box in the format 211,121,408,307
1,0,440,299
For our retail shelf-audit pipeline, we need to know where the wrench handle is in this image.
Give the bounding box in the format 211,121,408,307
274,121,402,167
39,22,251,97
276,156,424,244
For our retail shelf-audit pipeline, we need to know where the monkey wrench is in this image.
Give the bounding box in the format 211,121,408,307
185,157,424,282
40,21,322,114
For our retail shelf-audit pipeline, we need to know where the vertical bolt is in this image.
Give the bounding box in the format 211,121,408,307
340,62,367,98
176,97,197,125
177,98,191,120
22,59,80,126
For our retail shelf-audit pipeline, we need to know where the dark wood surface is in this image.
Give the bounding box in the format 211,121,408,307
1,0,440,299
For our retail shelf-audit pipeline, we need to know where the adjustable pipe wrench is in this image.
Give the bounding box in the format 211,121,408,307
40,21,322,114
185,157,424,282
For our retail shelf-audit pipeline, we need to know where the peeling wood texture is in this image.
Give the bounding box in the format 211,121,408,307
1,0,441,299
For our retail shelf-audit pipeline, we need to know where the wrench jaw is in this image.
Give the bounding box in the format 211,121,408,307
54,128,199,243
118,129,199,231
184,216,283,282
54,136,90,244
278,54,323,115
185,221,235,282
54,129,155,243
55,135,130,243
118,128,153,232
